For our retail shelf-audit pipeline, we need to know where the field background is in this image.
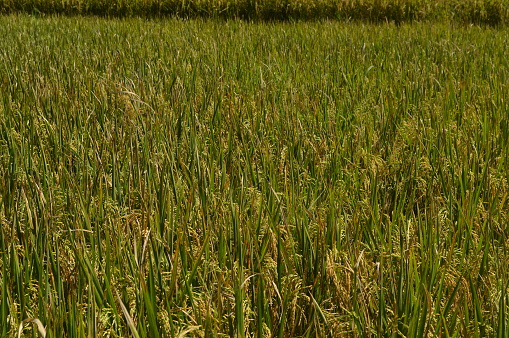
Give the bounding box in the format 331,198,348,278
1,0,509,25
1,8,509,338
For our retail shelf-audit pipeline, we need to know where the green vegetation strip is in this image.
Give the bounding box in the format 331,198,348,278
1,0,509,25
1,15,509,337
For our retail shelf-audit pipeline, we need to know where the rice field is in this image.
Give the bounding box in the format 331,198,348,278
1,14,509,337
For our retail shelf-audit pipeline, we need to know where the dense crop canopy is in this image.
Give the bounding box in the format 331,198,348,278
1,15,509,337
